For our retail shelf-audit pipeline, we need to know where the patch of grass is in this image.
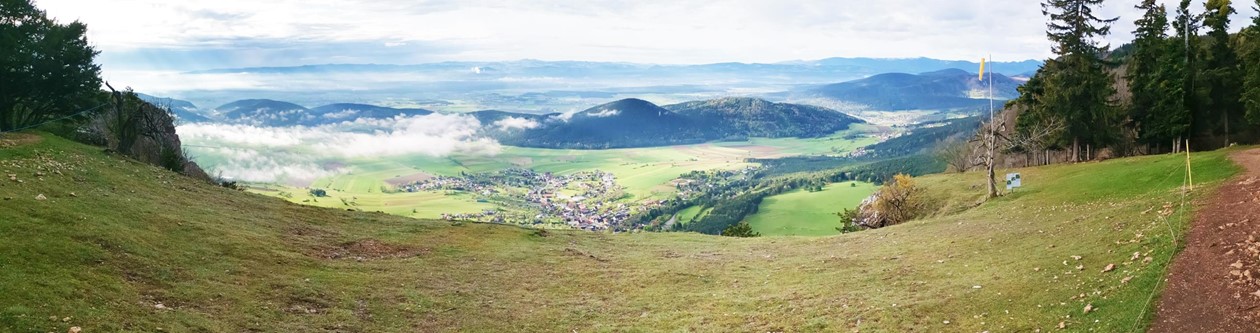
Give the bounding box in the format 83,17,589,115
745,181,878,236
0,132,1244,332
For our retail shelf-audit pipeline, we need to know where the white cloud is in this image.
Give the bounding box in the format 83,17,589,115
492,116,541,131
586,109,620,118
42,0,1258,70
321,109,359,119
178,113,500,184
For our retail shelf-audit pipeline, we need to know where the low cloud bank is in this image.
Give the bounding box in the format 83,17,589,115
179,113,501,185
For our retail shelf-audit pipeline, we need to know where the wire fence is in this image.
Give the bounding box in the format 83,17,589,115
0,102,110,134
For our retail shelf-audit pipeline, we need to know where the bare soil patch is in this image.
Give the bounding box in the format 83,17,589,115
0,133,42,148
315,239,428,261
1152,148,1260,333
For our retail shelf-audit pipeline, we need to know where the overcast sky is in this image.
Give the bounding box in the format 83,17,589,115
35,0,1260,71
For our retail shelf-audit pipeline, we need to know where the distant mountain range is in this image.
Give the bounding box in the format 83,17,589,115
153,94,864,149
189,57,1042,78
137,93,210,123
141,65,1020,148
795,69,1022,111
134,95,436,127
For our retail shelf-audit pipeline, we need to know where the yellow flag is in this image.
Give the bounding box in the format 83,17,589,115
979,58,986,81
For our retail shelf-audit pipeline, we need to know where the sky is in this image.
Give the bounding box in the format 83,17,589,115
35,0,1260,72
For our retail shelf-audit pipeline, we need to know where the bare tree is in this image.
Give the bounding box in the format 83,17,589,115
934,136,972,173
1006,117,1066,166
970,118,1005,199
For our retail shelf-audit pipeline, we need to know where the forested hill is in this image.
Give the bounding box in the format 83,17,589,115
800,68,1023,111
500,98,706,148
491,98,865,149
664,97,863,138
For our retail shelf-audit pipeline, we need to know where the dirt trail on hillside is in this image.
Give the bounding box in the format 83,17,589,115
1152,149,1260,333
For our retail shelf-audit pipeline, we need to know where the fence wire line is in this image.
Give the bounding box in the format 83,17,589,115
0,102,110,134
1129,152,1193,332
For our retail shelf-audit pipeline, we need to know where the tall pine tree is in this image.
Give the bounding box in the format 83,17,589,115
1199,0,1242,146
1129,0,1190,152
1173,0,1203,151
1240,0,1260,126
1035,0,1120,161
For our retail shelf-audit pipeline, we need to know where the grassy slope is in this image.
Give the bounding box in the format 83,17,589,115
746,181,878,236
0,133,1241,332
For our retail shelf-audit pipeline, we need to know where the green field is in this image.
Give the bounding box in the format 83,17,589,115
746,181,879,236
1,132,1244,331
225,126,882,219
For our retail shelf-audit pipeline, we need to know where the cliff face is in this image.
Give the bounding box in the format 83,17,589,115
89,89,212,182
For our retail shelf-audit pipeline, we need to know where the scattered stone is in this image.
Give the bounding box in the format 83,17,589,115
35,194,46,201
973,285,982,289
62,317,70,322
154,303,166,310
1253,290,1260,298
1131,252,1141,260
1076,265,1084,271
68,327,81,333
1143,257,1153,264
1121,276,1133,284
1232,261,1245,269
1058,321,1066,329
1072,255,1083,261
1034,267,1042,272
1103,264,1115,273
1083,304,1094,314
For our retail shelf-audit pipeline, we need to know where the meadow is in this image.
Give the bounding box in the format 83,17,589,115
745,181,879,236
1,132,1242,332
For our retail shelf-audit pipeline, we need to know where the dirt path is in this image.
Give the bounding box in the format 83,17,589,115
1152,149,1260,333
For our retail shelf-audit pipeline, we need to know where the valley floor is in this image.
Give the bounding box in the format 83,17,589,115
0,133,1245,332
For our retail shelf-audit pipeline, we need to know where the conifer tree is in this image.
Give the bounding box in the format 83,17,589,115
1129,0,1190,151
1240,0,1260,126
1199,0,1241,145
1034,0,1120,161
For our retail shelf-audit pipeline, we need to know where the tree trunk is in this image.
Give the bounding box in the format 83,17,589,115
1225,112,1231,147
986,131,998,199
1073,138,1081,162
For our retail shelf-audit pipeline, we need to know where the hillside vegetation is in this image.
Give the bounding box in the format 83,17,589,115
0,132,1242,332
492,98,865,149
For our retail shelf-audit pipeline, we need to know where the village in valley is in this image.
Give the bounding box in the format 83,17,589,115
394,168,636,230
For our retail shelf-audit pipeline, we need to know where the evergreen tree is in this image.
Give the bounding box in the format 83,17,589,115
1035,0,1120,161
1129,0,1190,151
1172,0,1203,151
1240,0,1260,126
0,0,102,131
1198,0,1242,146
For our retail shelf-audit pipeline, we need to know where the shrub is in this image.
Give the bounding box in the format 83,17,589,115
835,208,862,233
855,174,924,228
720,222,760,237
